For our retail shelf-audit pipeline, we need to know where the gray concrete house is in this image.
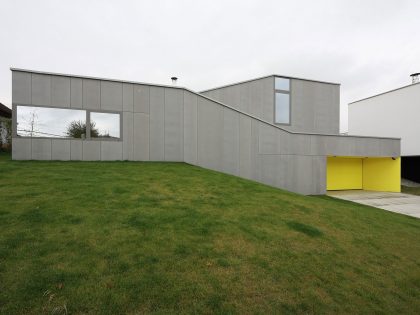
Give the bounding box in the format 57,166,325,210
11,68,401,195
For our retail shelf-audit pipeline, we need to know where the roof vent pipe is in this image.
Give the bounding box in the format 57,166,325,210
410,73,420,84
171,77,178,86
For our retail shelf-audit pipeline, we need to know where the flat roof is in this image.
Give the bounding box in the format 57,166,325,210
200,74,340,93
349,82,420,105
10,67,185,90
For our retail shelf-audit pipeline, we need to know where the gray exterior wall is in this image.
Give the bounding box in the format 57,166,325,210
201,75,340,135
11,69,400,195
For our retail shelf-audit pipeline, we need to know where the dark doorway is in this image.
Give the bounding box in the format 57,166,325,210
402,156,420,183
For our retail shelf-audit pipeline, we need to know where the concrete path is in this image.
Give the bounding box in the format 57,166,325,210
328,190,420,219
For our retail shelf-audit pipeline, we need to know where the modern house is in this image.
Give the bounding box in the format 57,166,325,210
0,103,12,149
348,77,420,182
11,68,400,195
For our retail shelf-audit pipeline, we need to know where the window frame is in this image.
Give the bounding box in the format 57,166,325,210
89,111,122,140
13,104,123,142
273,76,291,126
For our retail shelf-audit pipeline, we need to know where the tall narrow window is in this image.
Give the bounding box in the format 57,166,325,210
275,93,290,124
274,77,290,124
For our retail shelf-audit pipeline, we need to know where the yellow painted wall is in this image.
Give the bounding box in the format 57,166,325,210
363,157,401,192
327,157,363,190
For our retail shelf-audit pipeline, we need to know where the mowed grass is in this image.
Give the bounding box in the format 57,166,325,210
0,152,420,314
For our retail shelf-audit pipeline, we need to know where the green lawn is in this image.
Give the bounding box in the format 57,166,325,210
1,152,420,314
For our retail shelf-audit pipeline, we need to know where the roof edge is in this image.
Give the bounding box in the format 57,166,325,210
200,74,340,93
349,82,420,105
0,103,12,117
10,67,185,90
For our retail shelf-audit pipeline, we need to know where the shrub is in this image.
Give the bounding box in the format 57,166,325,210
0,117,12,152
66,120,99,138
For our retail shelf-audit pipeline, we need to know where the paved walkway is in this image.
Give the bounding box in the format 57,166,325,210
328,190,420,219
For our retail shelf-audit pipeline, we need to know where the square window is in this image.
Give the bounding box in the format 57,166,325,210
275,77,290,91
90,112,120,138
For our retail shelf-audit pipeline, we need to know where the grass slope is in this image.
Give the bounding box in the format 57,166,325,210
0,152,420,314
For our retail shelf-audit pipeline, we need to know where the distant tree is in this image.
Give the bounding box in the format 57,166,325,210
0,117,12,151
66,120,99,138
98,132,111,138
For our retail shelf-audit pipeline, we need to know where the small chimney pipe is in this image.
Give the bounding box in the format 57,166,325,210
410,73,420,84
171,77,178,85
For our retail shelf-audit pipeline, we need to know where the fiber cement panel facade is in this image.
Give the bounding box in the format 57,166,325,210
11,69,400,195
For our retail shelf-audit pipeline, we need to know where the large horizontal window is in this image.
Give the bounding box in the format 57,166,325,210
90,112,120,139
17,106,86,138
16,105,121,140
274,77,291,124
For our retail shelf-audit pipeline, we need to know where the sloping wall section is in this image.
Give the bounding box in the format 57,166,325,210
12,69,400,195
201,75,340,135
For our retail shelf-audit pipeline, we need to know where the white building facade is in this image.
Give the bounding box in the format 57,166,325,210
348,82,420,182
349,82,420,156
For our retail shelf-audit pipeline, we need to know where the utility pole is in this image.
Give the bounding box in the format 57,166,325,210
28,111,38,137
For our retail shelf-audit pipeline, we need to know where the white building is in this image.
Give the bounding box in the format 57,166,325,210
348,77,420,182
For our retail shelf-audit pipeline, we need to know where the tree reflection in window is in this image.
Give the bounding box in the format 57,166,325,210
17,106,86,138
90,112,120,139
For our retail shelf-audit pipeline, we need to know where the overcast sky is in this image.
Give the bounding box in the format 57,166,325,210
1,0,419,132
